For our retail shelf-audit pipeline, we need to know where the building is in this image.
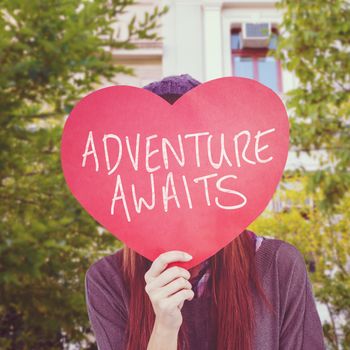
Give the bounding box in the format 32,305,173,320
114,0,297,89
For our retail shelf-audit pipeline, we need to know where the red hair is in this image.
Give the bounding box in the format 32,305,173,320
121,230,275,349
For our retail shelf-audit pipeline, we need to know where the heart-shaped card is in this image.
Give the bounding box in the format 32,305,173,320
61,76,289,268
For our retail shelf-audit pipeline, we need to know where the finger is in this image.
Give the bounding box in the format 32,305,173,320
156,277,192,299
146,266,191,291
167,289,195,309
145,251,192,283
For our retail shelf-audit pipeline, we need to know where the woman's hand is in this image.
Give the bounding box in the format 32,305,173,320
144,250,194,331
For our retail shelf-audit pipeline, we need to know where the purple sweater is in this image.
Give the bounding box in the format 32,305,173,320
85,237,326,349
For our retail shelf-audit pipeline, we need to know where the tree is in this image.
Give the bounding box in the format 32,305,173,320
273,0,350,211
259,1,350,348
0,1,168,349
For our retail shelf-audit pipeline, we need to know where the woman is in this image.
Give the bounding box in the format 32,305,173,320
85,74,326,350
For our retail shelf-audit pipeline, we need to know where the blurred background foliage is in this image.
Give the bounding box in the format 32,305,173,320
0,0,349,349
0,0,167,349
251,1,350,349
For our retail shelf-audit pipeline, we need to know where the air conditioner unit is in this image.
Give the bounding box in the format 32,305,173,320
240,22,271,49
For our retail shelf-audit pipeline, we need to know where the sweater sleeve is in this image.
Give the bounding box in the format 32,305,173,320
278,243,326,350
85,258,128,350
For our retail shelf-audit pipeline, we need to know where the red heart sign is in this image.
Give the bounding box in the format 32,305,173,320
61,77,289,269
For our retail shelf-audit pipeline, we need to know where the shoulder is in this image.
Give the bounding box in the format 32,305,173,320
85,247,128,300
86,247,124,281
255,237,307,281
258,236,305,264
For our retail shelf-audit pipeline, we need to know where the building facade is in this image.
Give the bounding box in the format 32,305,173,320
115,1,297,90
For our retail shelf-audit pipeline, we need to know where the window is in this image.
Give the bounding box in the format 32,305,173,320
231,27,282,93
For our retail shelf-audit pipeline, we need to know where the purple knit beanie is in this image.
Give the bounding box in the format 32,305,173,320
143,73,202,104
